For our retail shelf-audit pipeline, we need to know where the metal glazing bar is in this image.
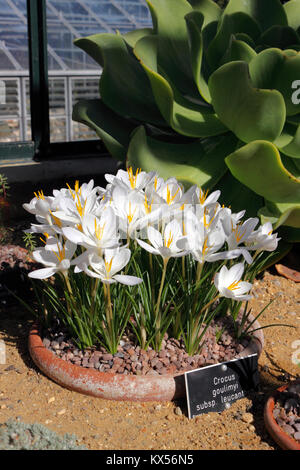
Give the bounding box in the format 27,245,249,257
66,76,72,142
47,1,80,39
27,0,50,158
76,0,113,33
21,76,29,141
109,0,142,28
0,40,23,71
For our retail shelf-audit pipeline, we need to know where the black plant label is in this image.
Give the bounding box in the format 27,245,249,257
185,354,259,419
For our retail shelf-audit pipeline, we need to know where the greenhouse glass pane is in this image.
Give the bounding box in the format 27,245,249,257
46,0,152,142
0,0,30,142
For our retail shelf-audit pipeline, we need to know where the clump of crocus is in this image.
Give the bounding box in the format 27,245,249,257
23,170,280,355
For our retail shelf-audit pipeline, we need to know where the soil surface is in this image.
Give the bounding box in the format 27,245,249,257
0,208,300,450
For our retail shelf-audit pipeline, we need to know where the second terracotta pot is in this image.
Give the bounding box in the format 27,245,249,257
264,382,300,450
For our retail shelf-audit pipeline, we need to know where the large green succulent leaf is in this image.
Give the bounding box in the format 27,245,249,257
234,33,256,49
188,0,222,27
225,140,300,204
73,34,163,125
279,124,300,158
134,35,227,137
284,0,300,31
274,123,297,148
145,0,198,98
122,28,153,48
209,61,285,143
206,13,261,72
127,126,238,190
185,11,211,102
220,35,257,65
72,99,137,162
259,201,300,231
249,48,300,116
259,25,300,49
224,0,288,32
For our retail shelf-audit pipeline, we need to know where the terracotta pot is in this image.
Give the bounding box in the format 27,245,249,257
264,383,300,450
28,316,264,402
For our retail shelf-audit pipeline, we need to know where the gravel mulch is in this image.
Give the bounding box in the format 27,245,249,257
42,318,250,377
272,380,300,443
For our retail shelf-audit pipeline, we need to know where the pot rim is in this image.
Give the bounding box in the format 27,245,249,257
264,382,300,451
28,314,264,402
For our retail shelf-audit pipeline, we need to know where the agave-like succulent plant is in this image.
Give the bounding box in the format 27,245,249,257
73,0,300,252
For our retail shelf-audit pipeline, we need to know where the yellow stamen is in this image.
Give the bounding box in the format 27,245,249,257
66,183,75,200
50,210,62,228
127,167,141,189
203,206,217,229
105,258,113,274
166,186,179,205
227,280,241,291
144,195,153,214
234,223,246,243
94,219,106,241
53,243,66,263
77,223,83,232
154,177,158,191
127,202,137,223
74,180,80,194
268,229,273,236
66,180,81,200
39,232,49,245
202,237,210,255
34,190,45,200
199,188,209,205
75,195,87,217
164,231,173,248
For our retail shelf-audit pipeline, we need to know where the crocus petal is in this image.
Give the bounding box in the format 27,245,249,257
109,248,131,276
28,267,57,279
226,262,245,285
113,274,143,285
136,238,160,255
62,227,87,245
31,249,58,267
147,226,163,249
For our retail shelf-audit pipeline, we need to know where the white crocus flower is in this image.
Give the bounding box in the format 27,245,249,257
157,178,184,207
23,190,55,225
136,219,187,261
176,212,229,263
54,179,102,202
61,206,119,259
144,174,165,198
214,263,252,301
222,216,259,264
245,222,280,253
131,190,165,239
218,207,246,226
28,238,76,279
111,184,144,240
105,167,156,192
81,248,142,285
51,190,98,227
193,187,221,210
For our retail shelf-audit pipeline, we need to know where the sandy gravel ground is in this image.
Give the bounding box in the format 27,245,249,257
0,266,299,451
